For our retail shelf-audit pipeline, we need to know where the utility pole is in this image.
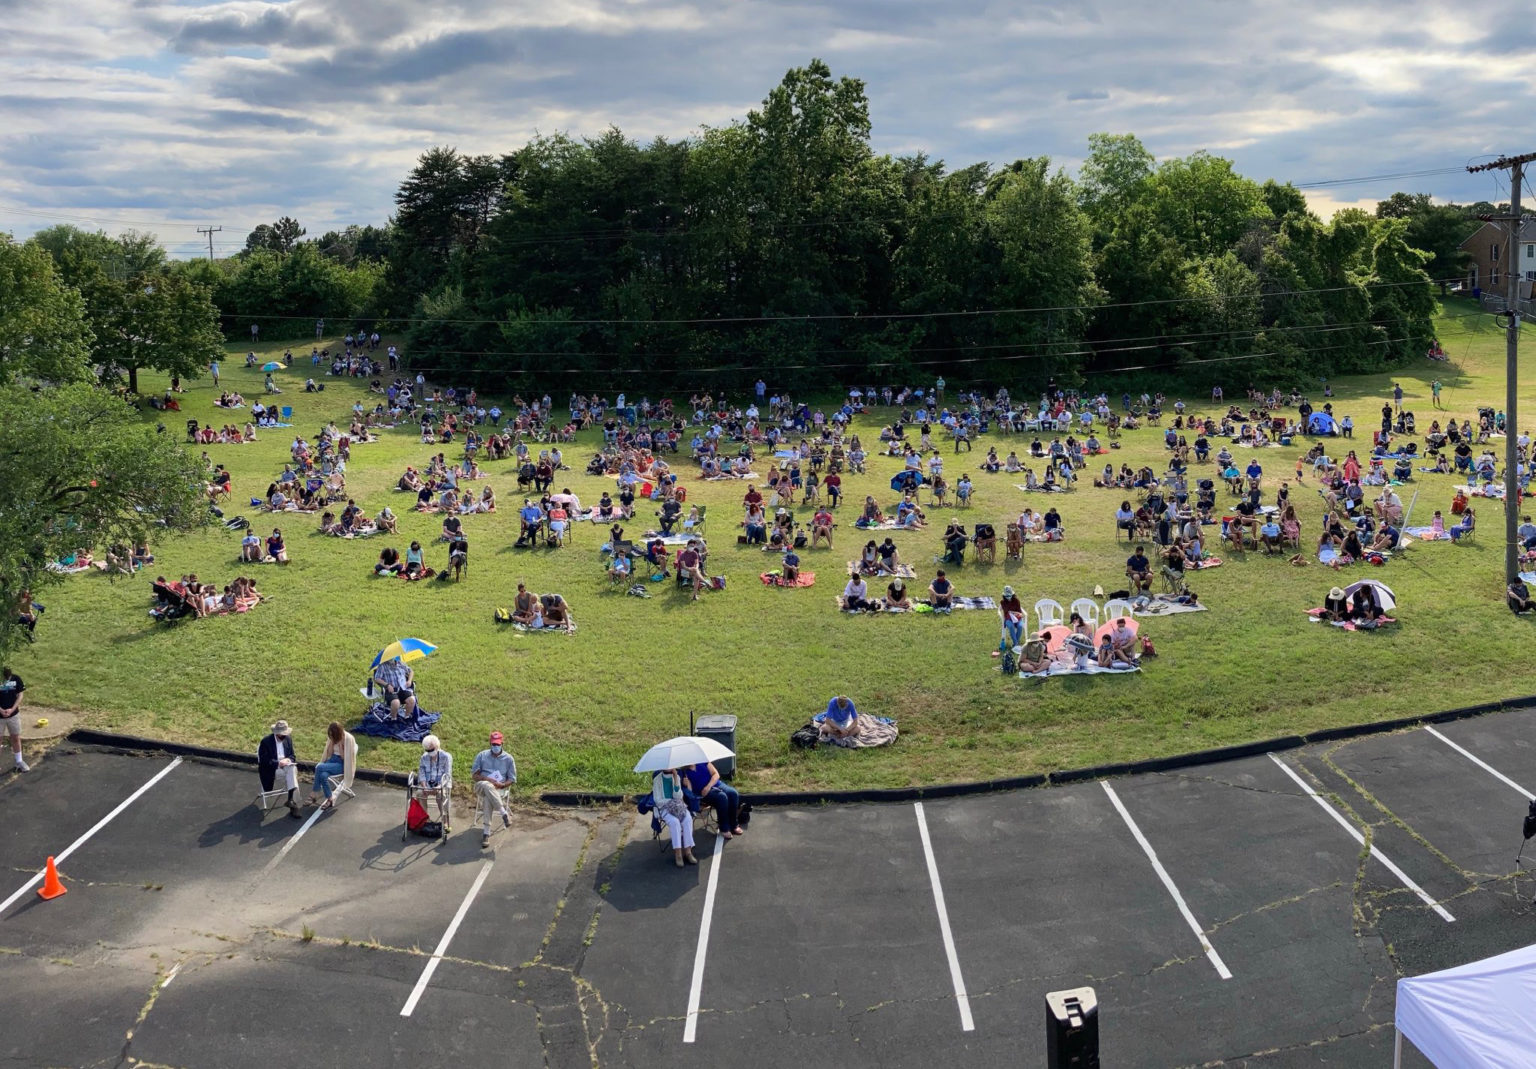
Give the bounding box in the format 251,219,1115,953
196,225,222,261
1467,151,1536,585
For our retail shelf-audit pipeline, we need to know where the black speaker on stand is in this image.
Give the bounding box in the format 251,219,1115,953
1045,986,1099,1068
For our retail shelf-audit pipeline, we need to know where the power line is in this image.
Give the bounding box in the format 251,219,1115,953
173,274,1464,330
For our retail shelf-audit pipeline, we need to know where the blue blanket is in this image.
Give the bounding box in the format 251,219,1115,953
352,704,442,742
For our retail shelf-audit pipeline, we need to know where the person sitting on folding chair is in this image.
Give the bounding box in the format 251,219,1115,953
412,734,453,829
372,657,418,720
258,720,304,819
1126,545,1153,594
307,721,354,809
471,731,516,849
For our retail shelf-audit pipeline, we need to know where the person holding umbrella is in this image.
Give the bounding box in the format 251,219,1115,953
472,731,516,848
651,768,698,866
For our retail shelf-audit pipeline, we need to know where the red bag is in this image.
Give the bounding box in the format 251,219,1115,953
406,797,429,831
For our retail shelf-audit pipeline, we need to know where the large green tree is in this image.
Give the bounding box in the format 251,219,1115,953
0,382,208,652
90,273,226,394
0,235,93,384
1375,193,1475,293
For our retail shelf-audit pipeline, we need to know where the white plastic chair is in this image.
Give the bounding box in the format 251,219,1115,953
1103,598,1135,621
1069,598,1101,629
1034,598,1065,627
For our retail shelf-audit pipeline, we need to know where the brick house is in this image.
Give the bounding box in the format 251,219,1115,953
1460,218,1536,299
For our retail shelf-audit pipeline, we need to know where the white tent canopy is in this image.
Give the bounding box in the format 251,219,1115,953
1396,942,1536,1067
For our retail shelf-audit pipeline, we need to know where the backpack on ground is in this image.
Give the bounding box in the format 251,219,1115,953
494,606,512,623
790,722,819,749
1001,647,1017,675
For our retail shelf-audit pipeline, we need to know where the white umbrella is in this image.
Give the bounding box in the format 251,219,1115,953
1342,578,1396,611
633,735,735,773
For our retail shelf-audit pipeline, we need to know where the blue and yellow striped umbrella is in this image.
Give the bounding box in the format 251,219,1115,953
371,638,437,668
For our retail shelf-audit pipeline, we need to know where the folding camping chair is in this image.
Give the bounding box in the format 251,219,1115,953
326,732,358,808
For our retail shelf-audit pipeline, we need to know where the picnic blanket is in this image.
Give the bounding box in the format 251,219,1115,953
352,705,442,743
812,711,898,748
848,562,917,578
948,596,997,610
1190,557,1223,570
1014,484,1070,493
701,471,760,481
637,532,693,546
1404,526,1451,541
1305,609,1398,631
852,518,904,531
760,571,816,588
583,508,626,524
46,561,94,575
1132,595,1208,616
512,622,578,634
1456,483,1505,499
1018,661,1142,678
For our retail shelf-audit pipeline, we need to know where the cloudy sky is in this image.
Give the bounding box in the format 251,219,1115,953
0,0,1528,256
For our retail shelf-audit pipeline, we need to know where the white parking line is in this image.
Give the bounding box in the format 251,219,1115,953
682,832,726,1043
400,859,495,1017
0,756,183,917
256,804,326,881
1267,754,1455,922
914,802,975,1030
1423,726,1535,800
1101,782,1232,980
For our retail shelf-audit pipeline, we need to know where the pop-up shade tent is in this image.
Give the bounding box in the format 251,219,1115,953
1395,941,1536,1067
1307,411,1338,435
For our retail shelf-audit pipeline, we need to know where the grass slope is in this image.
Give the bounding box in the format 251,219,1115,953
12,299,1532,793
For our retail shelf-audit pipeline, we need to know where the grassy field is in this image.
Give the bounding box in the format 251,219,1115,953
12,298,1534,794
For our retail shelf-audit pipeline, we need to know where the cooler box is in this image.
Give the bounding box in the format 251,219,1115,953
694,714,738,779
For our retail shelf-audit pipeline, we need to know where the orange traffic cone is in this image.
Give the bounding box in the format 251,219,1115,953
38,857,66,901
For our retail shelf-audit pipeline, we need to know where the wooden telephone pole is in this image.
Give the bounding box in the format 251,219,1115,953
1466,152,1536,584
196,225,222,261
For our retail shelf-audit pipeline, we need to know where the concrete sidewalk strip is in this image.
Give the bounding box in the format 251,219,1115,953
400,858,495,1017
1101,781,1232,980
1266,754,1455,922
913,802,974,1031
1422,726,1536,800
682,831,726,1044
0,756,183,917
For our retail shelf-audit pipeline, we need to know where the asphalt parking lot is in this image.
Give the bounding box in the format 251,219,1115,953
3,711,1535,1068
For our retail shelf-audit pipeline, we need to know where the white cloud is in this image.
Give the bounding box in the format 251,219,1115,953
0,0,1524,252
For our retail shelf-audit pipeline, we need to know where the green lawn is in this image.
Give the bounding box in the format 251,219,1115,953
13,298,1533,794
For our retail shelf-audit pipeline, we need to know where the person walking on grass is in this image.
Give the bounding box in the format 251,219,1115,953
1432,380,1442,409
1,668,28,772
472,731,516,848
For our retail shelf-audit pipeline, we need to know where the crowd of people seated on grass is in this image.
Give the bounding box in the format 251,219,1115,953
150,573,263,620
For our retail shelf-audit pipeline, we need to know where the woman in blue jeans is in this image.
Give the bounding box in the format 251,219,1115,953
308,721,351,809
682,762,745,840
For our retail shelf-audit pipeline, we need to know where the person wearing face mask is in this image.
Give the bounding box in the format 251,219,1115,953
471,731,517,848
413,734,454,831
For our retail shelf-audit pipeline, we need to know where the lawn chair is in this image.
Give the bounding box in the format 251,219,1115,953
973,523,997,563
1104,598,1135,621
404,768,452,841
281,406,293,421
1005,523,1025,561
1069,598,1101,629
684,504,707,534
1034,598,1065,627
327,732,358,808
